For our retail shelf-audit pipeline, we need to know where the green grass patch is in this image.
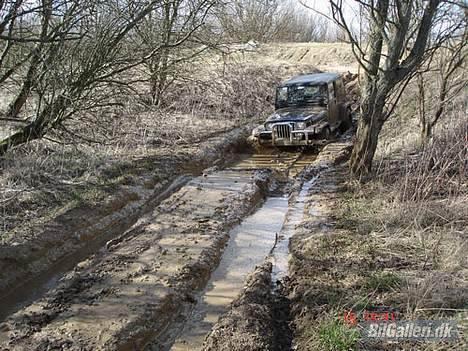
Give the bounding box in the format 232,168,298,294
318,319,359,351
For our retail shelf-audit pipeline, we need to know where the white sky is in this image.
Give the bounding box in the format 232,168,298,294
297,0,361,31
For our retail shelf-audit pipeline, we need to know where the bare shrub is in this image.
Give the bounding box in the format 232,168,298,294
161,63,318,121
379,113,467,202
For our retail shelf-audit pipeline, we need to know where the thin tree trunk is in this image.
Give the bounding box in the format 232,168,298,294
0,123,43,155
6,0,51,118
417,73,428,144
350,86,386,175
421,122,432,143
7,57,38,117
0,95,67,155
148,2,174,106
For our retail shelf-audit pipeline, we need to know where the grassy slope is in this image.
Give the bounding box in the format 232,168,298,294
289,78,467,349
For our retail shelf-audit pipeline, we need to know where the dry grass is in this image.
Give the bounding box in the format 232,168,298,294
0,60,315,239
350,134,465,349
291,78,466,350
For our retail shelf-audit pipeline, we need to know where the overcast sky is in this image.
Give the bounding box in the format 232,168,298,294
299,1,360,26
298,0,362,34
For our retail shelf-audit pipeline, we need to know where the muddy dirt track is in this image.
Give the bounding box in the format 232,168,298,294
0,127,353,350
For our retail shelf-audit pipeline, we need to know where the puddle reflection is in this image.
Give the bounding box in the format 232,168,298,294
171,197,288,351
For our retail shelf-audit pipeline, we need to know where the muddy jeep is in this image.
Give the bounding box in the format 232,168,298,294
252,73,352,147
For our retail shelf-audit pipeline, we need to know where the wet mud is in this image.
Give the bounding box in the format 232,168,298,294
0,133,353,350
0,125,254,321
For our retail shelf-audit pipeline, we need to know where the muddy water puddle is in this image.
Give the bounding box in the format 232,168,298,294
271,176,318,282
171,197,289,351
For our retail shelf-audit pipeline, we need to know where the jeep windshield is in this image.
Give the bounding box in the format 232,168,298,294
276,84,327,108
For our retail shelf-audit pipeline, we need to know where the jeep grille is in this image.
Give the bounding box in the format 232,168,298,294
273,124,291,139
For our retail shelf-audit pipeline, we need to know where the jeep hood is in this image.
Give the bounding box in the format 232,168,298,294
265,106,326,123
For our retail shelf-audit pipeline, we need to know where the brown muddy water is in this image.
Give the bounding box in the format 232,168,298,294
168,153,319,350
171,196,289,351
270,176,318,283
0,147,320,350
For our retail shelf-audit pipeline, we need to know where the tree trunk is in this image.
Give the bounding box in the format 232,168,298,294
7,0,52,118
149,50,169,106
0,121,44,155
350,116,384,175
0,95,67,155
148,2,174,106
421,122,432,144
350,84,386,175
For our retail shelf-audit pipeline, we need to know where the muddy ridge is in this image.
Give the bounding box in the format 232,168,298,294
0,124,254,320
199,141,353,351
202,262,283,351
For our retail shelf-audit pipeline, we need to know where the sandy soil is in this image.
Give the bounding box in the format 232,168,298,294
224,42,359,74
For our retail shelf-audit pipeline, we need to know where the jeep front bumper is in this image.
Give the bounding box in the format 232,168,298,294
256,123,325,146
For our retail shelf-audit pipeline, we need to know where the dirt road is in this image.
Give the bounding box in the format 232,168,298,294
0,125,253,320
0,129,353,350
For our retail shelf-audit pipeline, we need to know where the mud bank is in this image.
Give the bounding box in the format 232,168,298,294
0,124,254,321
199,141,353,351
202,262,279,351
203,262,294,351
0,164,274,349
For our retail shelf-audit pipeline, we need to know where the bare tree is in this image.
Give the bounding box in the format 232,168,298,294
0,0,217,155
319,0,465,175
216,0,280,42
135,0,216,106
417,32,467,143
273,6,330,42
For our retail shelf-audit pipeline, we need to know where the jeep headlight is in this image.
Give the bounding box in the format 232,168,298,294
265,122,274,131
296,122,306,130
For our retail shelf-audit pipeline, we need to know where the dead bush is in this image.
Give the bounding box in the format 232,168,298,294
161,63,312,121
378,114,467,202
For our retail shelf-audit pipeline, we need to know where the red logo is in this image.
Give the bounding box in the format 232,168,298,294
343,309,398,325
344,311,358,326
